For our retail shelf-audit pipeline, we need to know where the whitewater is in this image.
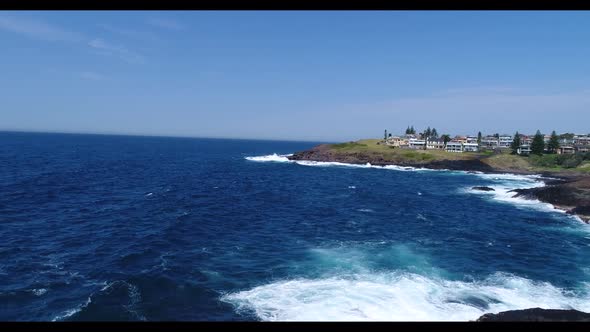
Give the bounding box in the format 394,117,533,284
226,153,590,321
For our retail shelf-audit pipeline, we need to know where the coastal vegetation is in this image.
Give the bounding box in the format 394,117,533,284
320,139,590,174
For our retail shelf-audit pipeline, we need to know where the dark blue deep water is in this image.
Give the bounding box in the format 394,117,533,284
1,132,589,321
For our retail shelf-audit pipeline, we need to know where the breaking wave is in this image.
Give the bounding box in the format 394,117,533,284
462,173,575,216
244,154,443,172
221,272,590,321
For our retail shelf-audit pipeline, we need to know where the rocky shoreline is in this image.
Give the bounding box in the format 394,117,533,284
475,308,590,321
288,144,590,223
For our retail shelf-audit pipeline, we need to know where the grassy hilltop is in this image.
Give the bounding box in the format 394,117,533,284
325,139,590,175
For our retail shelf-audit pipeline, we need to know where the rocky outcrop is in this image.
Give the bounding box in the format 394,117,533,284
472,186,495,192
510,177,590,223
287,144,495,172
476,308,590,321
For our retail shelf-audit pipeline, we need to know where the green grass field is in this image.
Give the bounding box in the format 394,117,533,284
329,139,479,163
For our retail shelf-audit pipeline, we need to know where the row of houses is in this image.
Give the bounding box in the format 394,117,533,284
385,135,481,153
385,133,590,154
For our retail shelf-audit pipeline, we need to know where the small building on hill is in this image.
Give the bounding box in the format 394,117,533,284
517,144,531,155
463,142,479,152
446,141,463,153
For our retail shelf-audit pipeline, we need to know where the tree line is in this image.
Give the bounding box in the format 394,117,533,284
384,127,567,156
510,130,560,155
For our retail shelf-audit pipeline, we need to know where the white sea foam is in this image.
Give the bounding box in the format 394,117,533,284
461,173,568,214
245,153,292,162
245,154,445,172
223,243,590,321
31,288,48,296
52,297,92,321
222,272,590,321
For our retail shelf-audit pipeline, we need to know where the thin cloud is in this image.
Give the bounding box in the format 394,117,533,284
88,38,146,64
147,18,184,30
0,15,83,42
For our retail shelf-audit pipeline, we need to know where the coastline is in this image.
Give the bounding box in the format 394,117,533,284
287,143,590,223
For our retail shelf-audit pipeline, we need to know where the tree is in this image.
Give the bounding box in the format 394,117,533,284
431,128,438,138
510,131,521,155
547,130,560,154
442,134,451,146
559,133,574,140
410,126,415,135
477,131,482,144
388,133,392,138
531,130,545,155
384,129,388,140
425,127,432,138
405,126,410,135
494,133,499,139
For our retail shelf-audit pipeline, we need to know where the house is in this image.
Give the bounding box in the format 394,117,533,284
574,135,590,145
386,136,408,148
466,136,478,144
560,138,574,146
454,136,468,144
408,139,426,149
446,141,463,153
575,145,590,153
543,135,551,143
517,144,532,155
481,137,499,149
463,142,479,152
521,136,532,145
498,136,512,148
557,146,575,154
426,138,445,150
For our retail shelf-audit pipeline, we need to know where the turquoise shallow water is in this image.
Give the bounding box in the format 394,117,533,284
1,132,589,321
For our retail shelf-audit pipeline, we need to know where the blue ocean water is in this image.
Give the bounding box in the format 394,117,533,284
1,132,589,321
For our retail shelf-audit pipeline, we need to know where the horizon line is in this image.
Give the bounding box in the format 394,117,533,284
0,129,336,144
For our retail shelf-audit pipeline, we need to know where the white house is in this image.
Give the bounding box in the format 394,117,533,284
517,144,531,155
498,136,512,148
426,138,445,150
408,139,426,149
481,137,499,149
463,143,479,152
446,141,463,153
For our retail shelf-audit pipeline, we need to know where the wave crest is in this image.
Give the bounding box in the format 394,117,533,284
221,272,590,321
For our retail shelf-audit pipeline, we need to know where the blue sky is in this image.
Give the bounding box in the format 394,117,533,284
1,11,590,141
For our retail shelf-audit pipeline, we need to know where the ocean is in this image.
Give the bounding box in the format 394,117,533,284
1,131,589,321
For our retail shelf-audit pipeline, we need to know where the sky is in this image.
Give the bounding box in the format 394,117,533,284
1,11,590,142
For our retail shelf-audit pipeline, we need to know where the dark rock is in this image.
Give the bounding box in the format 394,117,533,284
472,186,495,192
476,308,590,322
570,205,590,215
288,144,496,172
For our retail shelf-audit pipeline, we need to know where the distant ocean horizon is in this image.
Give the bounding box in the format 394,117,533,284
0,130,338,144
1,131,589,321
